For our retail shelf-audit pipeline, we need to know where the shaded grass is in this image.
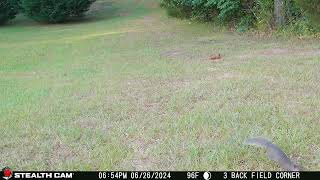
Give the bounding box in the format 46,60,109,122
0,0,319,171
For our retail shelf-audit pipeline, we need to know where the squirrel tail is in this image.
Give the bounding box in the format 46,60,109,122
244,137,301,171
244,137,273,148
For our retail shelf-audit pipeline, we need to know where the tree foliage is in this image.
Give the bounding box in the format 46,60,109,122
19,0,96,23
295,0,320,23
0,0,18,24
160,0,320,33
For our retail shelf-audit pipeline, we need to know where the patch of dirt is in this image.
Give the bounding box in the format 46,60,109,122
262,48,292,55
160,48,223,62
236,48,320,60
126,138,156,170
160,49,187,58
73,88,97,101
216,72,241,80
197,38,225,45
46,140,75,167
159,48,198,60
73,116,109,133
260,48,320,56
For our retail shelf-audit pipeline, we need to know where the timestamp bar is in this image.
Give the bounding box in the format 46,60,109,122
97,171,319,180
8,171,320,180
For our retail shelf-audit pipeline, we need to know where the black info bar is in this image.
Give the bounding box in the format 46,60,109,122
2,171,320,180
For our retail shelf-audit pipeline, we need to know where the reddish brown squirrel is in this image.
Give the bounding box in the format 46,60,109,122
209,54,222,61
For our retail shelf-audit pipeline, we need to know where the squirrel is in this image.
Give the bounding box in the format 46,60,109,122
209,53,222,61
244,137,300,171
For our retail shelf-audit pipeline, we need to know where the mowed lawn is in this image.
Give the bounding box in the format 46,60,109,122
1,0,320,171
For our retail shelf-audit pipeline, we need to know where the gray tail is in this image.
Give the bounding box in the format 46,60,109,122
244,137,273,148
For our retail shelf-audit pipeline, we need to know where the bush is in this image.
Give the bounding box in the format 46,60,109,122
160,0,194,19
253,0,274,30
0,0,18,24
20,0,96,23
160,0,320,34
207,0,241,21
295,0,320,23
160,0,239,22
10,0,22,12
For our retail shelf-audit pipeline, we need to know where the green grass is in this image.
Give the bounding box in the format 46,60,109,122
1,0,320,171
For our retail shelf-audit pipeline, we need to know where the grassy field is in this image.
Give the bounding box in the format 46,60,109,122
0,0,319,171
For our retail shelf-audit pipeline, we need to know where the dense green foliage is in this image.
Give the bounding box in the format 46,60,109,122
296,0,320,23
160,0,320,34
19,0,96,23
10,0,22,12
0,0,18,24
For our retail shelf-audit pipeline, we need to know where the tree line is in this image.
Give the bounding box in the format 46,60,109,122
0,0,96,24
160,0,319,34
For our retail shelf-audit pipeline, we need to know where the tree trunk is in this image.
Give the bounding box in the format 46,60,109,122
274,0,285,27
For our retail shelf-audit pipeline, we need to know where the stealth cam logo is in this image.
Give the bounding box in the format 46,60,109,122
1,167,12,180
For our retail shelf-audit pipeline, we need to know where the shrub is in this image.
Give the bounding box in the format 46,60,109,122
253,0,274,30
160,0,194,19
206,0,241,22
295,0,320,23
10,0,22,11
160,0,319,34
0,0,18,24
160,0,238,21
20,0,96,23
